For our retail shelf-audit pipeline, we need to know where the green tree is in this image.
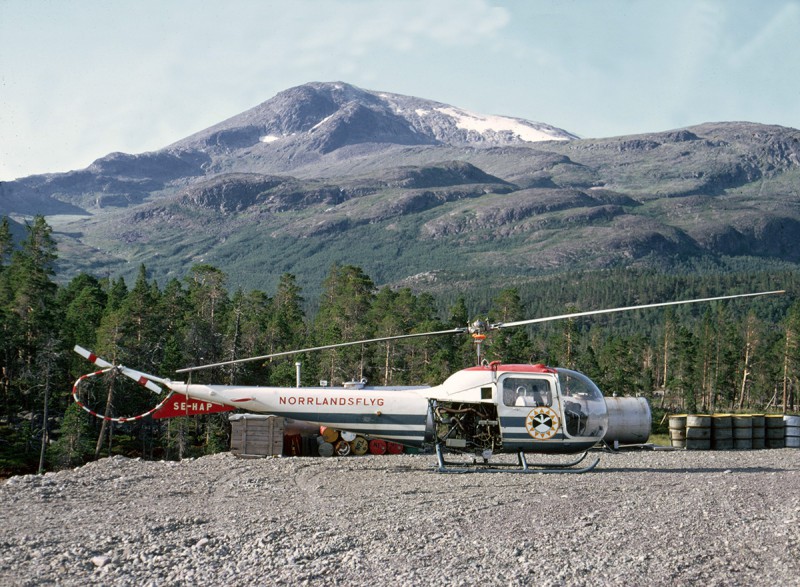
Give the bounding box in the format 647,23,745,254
266,274,307,386
448,296,476,369
0,217,12,266
314,264,375,384
184,264,230,377
781,300,800,412
485,288,532,364
3,216,61,432
48,402,93,469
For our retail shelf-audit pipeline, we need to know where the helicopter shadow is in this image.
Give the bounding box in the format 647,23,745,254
597,465,792,474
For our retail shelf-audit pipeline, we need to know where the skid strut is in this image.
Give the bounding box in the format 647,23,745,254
434,443,600,474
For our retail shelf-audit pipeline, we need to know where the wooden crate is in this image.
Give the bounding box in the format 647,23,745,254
229,414,285,457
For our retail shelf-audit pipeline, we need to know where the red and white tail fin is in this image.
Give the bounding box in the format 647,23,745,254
151,393,234,419
74,345,166,394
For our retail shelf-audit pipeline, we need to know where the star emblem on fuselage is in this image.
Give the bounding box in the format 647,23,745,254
525,407,560,440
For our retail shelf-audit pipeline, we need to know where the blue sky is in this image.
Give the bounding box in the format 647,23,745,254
2,0,799,181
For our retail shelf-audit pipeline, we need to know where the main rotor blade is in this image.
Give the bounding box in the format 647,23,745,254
493,290,785,330
176,327,467,374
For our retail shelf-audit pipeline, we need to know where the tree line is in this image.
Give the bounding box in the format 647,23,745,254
1,215,798,475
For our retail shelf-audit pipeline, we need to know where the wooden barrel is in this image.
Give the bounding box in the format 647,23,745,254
334,440,352,456
712,414,734,450
368,438,387,455
765,415,785,448
685,415,711,450
751,414,765,449
669,415,687,449
349,436,369,455
318,442,334,457
732,415,753,450
785,415,800,448
320,426,339,443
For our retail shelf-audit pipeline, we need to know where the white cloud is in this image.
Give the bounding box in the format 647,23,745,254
0,0,512,179
727,1,800,68
2,0,799,179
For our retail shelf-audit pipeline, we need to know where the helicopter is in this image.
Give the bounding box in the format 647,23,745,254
73,290,784,473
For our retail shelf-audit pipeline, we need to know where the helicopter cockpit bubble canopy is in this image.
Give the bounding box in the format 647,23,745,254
557,368,608,439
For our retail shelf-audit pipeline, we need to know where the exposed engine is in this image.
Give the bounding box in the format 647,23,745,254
430,400,502,455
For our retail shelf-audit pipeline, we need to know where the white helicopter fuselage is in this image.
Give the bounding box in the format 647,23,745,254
166,363,611,455
169,380,432,445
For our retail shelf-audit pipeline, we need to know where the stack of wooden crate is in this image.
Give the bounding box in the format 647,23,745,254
229,414,285,457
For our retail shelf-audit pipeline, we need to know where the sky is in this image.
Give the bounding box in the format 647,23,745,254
1,0,800,181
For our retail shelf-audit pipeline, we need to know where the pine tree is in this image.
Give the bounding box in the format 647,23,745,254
184,264,230,378
267,274,307,385
314,264,375,384
48,402,93,470
485,288,532,364
0,217,12,266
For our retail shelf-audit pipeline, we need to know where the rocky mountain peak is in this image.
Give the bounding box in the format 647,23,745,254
171,81,578,156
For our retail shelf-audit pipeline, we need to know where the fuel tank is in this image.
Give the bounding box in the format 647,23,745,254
603,396,651,445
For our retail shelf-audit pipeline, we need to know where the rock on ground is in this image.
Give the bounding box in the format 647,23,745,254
0,449,798,586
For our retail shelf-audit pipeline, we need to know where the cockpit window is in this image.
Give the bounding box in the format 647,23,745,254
502,377,553,407
557,368,608,439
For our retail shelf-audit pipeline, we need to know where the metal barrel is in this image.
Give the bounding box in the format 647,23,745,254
368,438,387,455
732,415,753,450
669,415,687,449
785,415,800,448
685,415,711,450
334,440,352,456
386,441,404,454
765,415,785,448
318,442,335,457
711,414,733,450
751,414,765,449
349,436,369,455
604,397,652,445
320,426,340,443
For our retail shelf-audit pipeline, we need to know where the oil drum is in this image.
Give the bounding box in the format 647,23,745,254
711,414,733,450
334,440,352,456
669,415,687,448
320,426,339,443
386,441,404,454
765,415,785,448
368,439,387,455
785,415,800,448
685,415,711,450
751,414,765,449
349,436,369,455
732,415,753,450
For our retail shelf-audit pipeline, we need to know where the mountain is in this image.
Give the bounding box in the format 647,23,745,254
1,82,799,298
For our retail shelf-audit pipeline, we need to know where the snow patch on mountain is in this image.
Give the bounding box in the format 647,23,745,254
435,107,570,143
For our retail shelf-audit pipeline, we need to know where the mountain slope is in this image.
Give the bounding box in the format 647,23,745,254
1,82,799,297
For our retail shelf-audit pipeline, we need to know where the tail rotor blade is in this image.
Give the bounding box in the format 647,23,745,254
74,345,166,394
74,345,113,369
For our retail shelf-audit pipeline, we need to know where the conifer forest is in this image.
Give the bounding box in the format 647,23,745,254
1,215,798,476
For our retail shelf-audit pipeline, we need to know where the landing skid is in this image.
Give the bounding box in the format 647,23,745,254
434,444,600,474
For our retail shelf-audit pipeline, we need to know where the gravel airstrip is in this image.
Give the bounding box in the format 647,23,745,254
1,448,798,586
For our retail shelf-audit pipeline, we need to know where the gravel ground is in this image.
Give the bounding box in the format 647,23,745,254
1,448,798,586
